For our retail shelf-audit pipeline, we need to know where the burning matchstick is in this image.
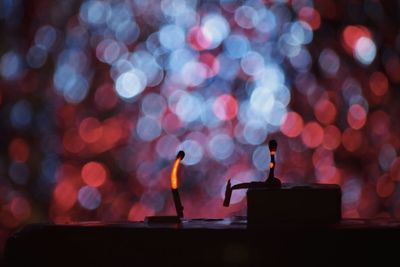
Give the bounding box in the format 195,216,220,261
145,151,186,223
223,140,281,207
171,151,185,218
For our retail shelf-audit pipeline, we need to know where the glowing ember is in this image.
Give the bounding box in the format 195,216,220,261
171,158,181,189
171,151,185,189
269,162,274,169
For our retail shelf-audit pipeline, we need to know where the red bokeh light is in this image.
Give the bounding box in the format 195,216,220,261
10,196,31,221
81,161,108,187
128,203,155,221
94,83,119,110
376,174,395,198
323,125,341,150
57,105,77,128
314,98,337,125
280,111,304,138
342,25,372,53
213,94,238,121
63,128,85,154
358,184,379,217
312,147,334,168
368,110,390,137
342,128,363,152
104,118,123,140
94,83,118,110
162,113,182,135
298,7,321,30
369,72,389,97
88,117,126,153
79,117,103,143
315,165,341,184
301,122,324,148
187,26,212,51
9,138,30,162
347,104,367,130
199,53,220,77
53,180,78,211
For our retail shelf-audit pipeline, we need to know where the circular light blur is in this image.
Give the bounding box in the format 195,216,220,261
301,122,324,148
26,46,47,68
175,92,204,123
243,121,268,145
10,100,32,129
201,14,230,49
224,34,250,59
252,145,270,171
136,116,162,142
280,111,304,138
81,161,107,187
354,37,376,65
159,24,185,50
208,134,234,161
78,186,102,210
115,69,147,100
319,48,340,76
156,134,180,159
141,93,167,118
0,51,23,80
213,94,238,121
234,6,258,29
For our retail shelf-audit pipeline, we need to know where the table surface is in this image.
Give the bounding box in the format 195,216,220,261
5,218,400,267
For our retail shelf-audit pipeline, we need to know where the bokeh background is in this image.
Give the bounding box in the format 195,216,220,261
1,0,400,255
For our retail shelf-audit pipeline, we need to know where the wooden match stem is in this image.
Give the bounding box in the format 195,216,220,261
268,153,275,180
172,188,184,218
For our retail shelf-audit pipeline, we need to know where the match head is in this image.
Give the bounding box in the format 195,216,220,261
176,151,185,160
269,140,278,152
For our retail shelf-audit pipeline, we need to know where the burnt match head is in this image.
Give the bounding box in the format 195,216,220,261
269,140,277,153
176,151,185,160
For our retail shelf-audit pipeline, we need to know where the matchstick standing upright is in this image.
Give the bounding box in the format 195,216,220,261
171,151,185,218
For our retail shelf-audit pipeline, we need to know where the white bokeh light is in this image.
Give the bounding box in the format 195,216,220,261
115,69,147,100
354,37,376,65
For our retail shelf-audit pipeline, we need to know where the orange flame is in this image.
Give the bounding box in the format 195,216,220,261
171,157,181,189
269,162,274,169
